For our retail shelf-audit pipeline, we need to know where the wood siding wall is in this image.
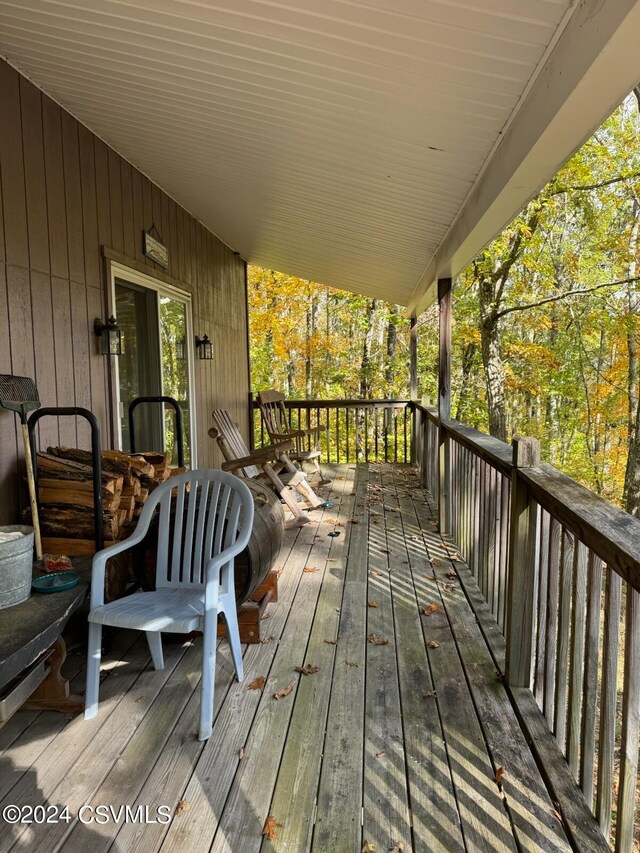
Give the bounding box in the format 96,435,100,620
0,60,250,525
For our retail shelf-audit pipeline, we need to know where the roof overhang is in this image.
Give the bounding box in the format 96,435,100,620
1,0,639,313
407,0,640,316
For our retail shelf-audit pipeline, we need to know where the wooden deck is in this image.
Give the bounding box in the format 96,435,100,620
0,464,577,852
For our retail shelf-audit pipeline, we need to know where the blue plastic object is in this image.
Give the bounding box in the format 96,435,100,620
32,571,80,593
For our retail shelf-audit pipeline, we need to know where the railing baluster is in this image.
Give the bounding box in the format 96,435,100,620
567,540,588,779
596,569,622,839
544,517,561,728
580,552,603,807
534,510,550,707
615,585,640,852
487,464,497,618
555,528,574,753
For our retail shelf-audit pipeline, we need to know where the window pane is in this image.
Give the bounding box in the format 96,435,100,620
159,296,191,466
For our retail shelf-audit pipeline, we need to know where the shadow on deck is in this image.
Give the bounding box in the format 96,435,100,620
0,464,580,852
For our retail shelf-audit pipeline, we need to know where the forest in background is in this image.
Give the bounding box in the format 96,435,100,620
248,92,640,514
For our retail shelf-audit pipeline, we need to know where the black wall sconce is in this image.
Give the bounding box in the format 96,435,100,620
94,316,122,355
195,334,213,360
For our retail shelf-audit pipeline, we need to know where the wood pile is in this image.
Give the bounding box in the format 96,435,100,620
33,446,186,556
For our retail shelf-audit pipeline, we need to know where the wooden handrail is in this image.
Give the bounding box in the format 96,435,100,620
520,462,640,593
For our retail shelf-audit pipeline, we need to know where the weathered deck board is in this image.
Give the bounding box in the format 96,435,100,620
1,463,588,853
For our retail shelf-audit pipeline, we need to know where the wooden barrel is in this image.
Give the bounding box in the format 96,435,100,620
136,478,284,605
233,479,285,604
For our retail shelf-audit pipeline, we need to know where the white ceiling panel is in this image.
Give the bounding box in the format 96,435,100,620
0,0,638,308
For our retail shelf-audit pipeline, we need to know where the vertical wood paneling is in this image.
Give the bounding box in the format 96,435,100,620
61,112,85,283
51,276,77,447
78,126,100,289
94,139,111,251
42,98,69,280
120,160,135,260
30,271,59,449
0,263,19,524
0,59,249,515
108,149,124,255
0,64,29,268
131,167,145,264
70,280,92,446
20,80,49,275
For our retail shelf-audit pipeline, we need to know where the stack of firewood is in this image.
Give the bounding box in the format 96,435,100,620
32,446,185,556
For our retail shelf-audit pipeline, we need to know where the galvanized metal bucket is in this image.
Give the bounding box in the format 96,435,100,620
0,525,34,609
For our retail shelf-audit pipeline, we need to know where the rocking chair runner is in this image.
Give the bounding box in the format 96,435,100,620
209,409,330,528
257,389,330,484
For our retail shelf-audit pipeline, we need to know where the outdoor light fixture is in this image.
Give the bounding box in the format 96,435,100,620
195,334,213,360
94,316,122,356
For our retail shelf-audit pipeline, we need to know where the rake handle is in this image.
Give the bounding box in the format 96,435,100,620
21,423,42,560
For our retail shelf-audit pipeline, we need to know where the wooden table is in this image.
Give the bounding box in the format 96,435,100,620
0,572,88,721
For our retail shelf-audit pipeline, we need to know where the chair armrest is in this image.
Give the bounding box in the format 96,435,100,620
89,500,157,609
220,441,293,471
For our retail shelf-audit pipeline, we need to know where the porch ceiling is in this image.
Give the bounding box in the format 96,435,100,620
1,0,640,312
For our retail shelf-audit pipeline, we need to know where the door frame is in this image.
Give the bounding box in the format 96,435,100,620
107,260,197,466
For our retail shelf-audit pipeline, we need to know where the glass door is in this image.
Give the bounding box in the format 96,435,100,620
114,276,193,466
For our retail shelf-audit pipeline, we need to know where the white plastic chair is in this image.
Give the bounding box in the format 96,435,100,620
84,469,254,741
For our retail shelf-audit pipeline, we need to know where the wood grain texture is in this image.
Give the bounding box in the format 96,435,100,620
0,58,249,521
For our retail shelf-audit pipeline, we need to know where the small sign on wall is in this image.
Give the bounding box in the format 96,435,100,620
143,230,168,268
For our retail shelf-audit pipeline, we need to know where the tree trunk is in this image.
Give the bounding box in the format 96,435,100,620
478,278,507,441
455,342,477,421
359,299,378,399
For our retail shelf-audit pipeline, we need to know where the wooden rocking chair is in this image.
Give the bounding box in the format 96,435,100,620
209,410,330,528
257,389,330,484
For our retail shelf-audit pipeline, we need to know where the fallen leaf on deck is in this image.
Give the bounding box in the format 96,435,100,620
273,681,296,700
423,689,436,698
368,633,389,645
247,676,266,691
422,603,442,616
346,660,359,667
295,664,319,676
323,519,338,524
495,766,505,788
370,570,380,577
350,491,357,496
390,842,405,853
376,750,386,758
174,800,190,815
277,567,284,577
367,601,379,608
431,558,450,568
446,571,458,580
238,747,245,759
262,816,284,840
442,583,455,593
427,640,440,649
328,531,342,537
380,548,390,555
261,635,275,644
324,638,338,645
450,553,464,563
133,695,145,703
303,566,319,573
350,518,360,524
362,842,376,853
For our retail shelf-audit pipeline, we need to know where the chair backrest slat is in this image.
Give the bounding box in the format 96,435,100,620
181,481,199,585
211,410,260,479
191,479,210,585
214,483,232,558
170,479,186,584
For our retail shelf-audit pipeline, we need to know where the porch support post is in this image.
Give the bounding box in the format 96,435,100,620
410,315,419,465
438,277,452,534
505,436,540,687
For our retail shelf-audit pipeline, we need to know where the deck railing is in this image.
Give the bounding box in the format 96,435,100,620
251,398,412,464
413,403,640,851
